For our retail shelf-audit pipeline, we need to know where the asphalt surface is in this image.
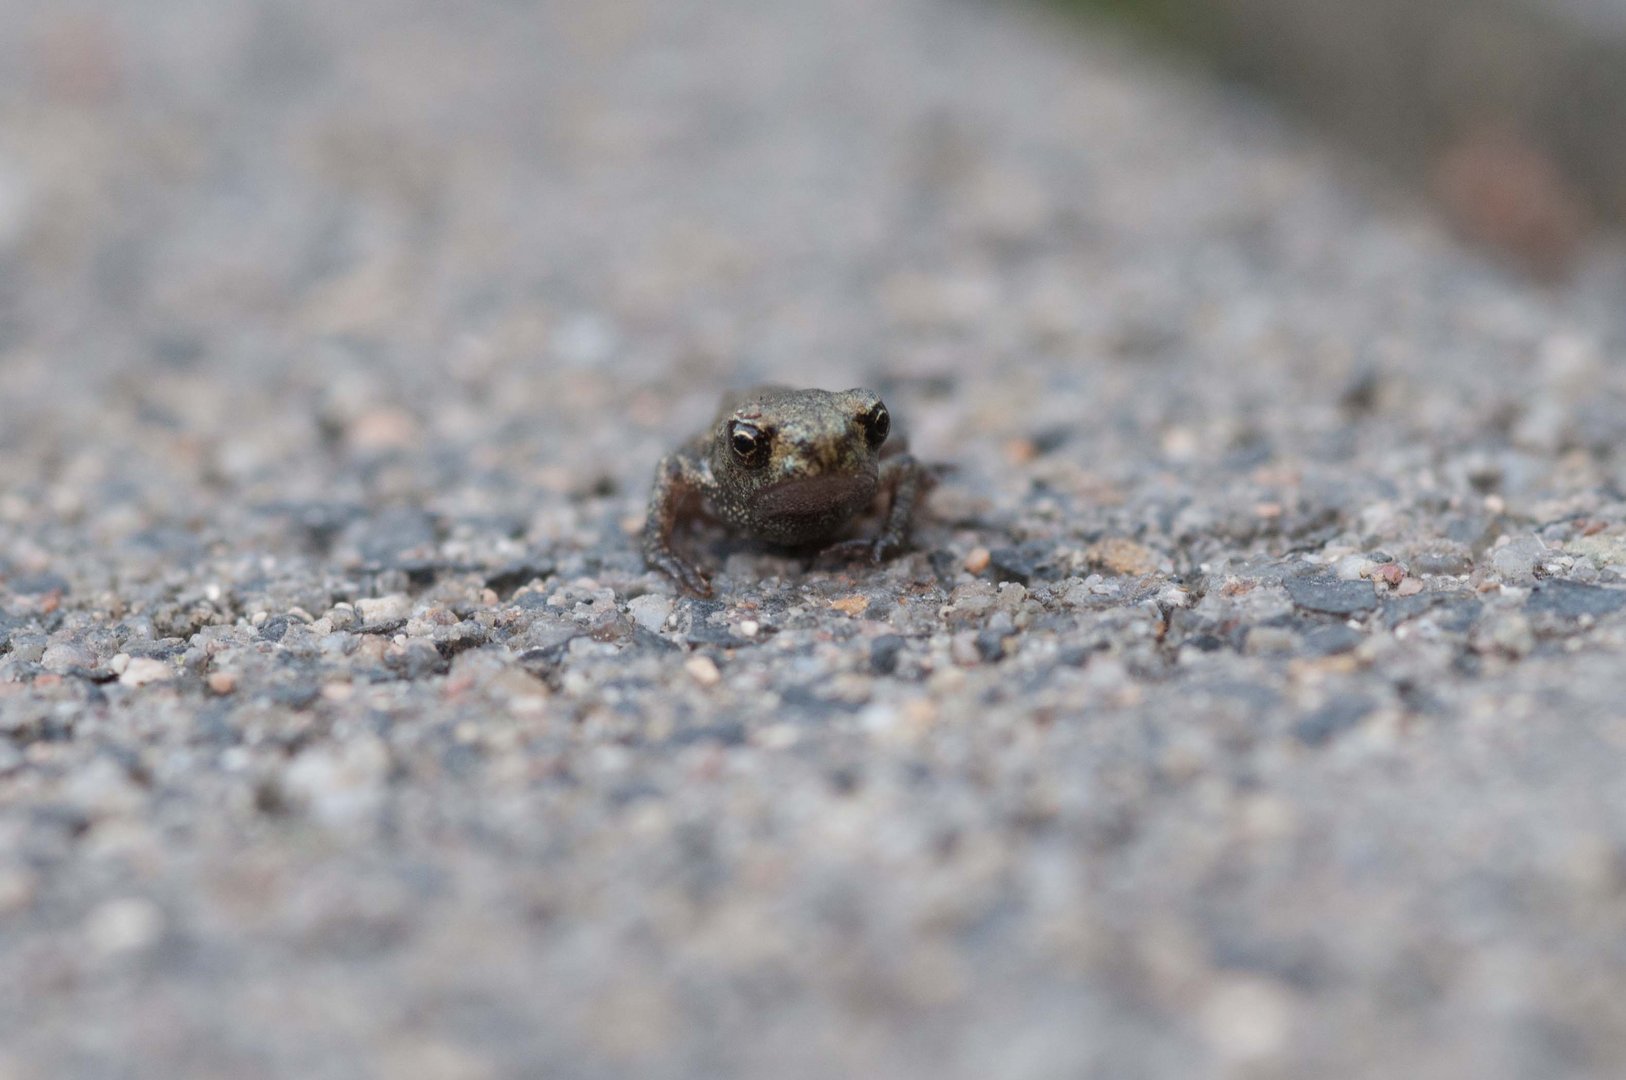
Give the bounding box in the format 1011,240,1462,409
3,1,1626,1078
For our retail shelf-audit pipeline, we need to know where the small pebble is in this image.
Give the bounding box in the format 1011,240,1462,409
1373,564,1406,589
1201,977,1293,1063
357,595,413,624
119,658,173,687
627,594,673,634
1085,538,1160,577
84,898,165,957
684,655,722,687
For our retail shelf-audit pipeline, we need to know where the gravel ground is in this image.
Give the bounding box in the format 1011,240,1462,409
4,1,1626,1077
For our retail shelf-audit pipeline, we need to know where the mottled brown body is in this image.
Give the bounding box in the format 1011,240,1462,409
643,386,929,596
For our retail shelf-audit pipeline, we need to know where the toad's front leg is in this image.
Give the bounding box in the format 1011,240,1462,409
642,452,714,597
824,452,930,564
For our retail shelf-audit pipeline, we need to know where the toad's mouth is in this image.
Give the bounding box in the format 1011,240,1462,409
750,472,876,518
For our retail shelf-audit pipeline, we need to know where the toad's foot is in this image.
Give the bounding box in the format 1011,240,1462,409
646,545,713,597
817,452,930,568
643,450,715,597
820,536,894,565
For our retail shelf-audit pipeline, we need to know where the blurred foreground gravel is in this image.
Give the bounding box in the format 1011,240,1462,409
4,1,1626,1077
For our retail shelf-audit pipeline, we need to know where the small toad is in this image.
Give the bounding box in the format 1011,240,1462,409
643,386,931,596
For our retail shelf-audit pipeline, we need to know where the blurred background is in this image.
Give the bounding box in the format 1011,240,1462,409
1063,0,1626,276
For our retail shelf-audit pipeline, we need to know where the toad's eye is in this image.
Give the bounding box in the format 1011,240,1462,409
861,402,890,448
729,421,771,467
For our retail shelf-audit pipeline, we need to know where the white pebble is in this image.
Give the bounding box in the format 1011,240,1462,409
685,655,722,686
357,594,413,623
85,897,165,957
627,594,673,634
119,658,173,687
